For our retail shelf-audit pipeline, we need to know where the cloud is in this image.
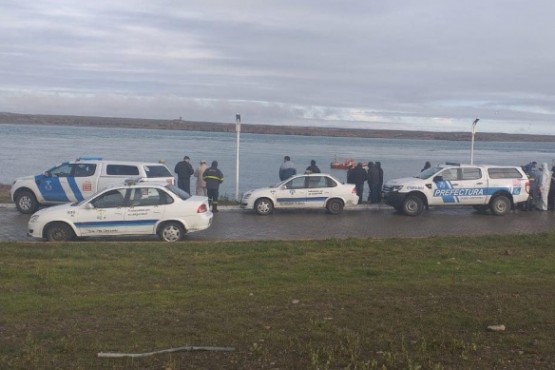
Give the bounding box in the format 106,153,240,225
1,0,555,135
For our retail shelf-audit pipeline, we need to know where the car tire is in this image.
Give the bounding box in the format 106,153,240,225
490,195,511,216
15,190,39,214
401,195,424,216
159,222,185,242
254,198,273,215
326,198,344,215
45,222,75,242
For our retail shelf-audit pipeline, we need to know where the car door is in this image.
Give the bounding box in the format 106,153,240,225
36,163,74,203
70,163,98,201
74,188,128,236
431,167,486,205
124,187,166,234
305,175,332,208
274,176,308,208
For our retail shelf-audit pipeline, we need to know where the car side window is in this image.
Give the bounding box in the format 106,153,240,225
285,177,307,189
91,189,126,208
73,164,96,177
130,188,169,207
106,165,140,176
439,168,458,181
461,168,482,180
49,163,73,177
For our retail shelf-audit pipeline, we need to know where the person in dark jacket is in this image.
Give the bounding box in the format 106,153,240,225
351,162,367,204
279,156,297,180
421,161,431,172
305,160,321,174
174,156,194,194
376,161,384,202
202,160,224,212
367,161,380,203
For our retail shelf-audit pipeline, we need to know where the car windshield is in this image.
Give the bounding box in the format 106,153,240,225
415,166,442,179
165,184,191,200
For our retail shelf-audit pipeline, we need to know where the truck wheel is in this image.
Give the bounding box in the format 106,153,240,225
254,198,274,215
326,198,344,215
45,222,75,241
402,195,424,216
159,222,185,242
490,195,511,216
15,190,39,214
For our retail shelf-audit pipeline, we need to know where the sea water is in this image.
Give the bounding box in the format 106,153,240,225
1,123,554,197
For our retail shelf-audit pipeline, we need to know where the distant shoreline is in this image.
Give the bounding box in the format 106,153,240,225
2,112,555,143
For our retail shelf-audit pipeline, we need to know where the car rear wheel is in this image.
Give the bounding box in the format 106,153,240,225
159,222,185,242
254,198,273,215
401,195,424,216
45,222,75,242
326,198,344,215
490,195,511,216
15,190,39,214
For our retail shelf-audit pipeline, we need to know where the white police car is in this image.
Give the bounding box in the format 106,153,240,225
28,182,212,242
11,157,174,214
383,163,530,216
241,173,358,215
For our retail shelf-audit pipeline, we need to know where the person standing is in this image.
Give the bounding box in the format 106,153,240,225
174,156,194,194
203,160,224,212
367,161,380,203
421,161,431,172
305,160,321,174
351,162,367,204
376,161,384,203
194,160,208,196
533,162,552,211
279,156,297,180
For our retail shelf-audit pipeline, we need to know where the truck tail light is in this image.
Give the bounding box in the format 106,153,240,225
197,204,208,213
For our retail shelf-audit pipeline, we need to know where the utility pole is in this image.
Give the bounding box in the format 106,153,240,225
470,118,479,165
235,114,241,200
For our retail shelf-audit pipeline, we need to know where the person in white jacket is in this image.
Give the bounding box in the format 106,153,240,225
534,162,552,211
194,160,209,196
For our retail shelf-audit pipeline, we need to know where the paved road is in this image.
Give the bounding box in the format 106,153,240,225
2,203,554,242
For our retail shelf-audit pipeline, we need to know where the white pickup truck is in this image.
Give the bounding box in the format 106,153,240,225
382,163,530,216
11,157,174,214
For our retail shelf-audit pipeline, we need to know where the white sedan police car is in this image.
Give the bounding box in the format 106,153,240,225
28,183,213,242
241,173,358,215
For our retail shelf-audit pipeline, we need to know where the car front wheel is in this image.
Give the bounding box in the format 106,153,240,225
159,222,185,242
15,190,39,214
401,195,424,216
490,195,511,216
326,198,344,215
45,222,75,242
254,198,274,215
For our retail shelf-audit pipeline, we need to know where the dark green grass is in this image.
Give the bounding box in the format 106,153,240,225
1,234,554,369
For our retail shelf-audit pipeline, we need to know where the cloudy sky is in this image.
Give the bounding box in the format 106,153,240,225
2,0,555,134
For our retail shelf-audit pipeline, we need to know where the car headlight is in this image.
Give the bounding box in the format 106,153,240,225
29,215,40,223
242,192,251,201
391,185,404,192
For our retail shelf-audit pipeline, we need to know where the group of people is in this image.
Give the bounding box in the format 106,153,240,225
522,161,555,211
346,162,384,204
174,156,224,212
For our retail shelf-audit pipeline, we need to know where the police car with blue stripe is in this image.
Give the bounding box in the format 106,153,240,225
383,163,530,216
11,158,174,214
241,173,359,215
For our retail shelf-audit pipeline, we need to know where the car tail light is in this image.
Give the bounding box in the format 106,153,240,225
167,178,174,185
352,187,357,194
524,180,530,194
197,204,208,213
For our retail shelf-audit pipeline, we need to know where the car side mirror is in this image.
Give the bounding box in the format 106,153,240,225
43,171,51,177
433,175,443,182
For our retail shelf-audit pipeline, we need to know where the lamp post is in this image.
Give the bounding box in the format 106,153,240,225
470,118,480,165
235,114,241,200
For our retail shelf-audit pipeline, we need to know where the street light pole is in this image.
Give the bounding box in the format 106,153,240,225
235,114,241,201
470,118,480,165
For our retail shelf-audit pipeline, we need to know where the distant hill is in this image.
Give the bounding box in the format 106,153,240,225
1,112,554,142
